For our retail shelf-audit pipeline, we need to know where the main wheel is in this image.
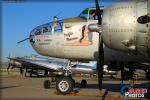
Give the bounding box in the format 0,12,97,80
56,77,74,95
43,80,51,89
81,79,87,88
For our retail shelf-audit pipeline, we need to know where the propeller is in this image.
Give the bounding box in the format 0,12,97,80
17,37,30,44
95,0,104,90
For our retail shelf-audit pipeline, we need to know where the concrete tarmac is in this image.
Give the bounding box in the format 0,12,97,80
0,74,149,100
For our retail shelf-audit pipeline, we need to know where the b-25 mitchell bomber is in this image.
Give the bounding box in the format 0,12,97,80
8,0,150,95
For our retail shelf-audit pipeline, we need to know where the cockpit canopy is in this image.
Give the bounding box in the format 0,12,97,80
78,7,103,20
30,20,63,37
30,7,104,37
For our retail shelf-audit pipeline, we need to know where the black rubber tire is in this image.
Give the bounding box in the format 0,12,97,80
43,80,51,89
72,79,75,87
81,79,87,88
56,76,74,95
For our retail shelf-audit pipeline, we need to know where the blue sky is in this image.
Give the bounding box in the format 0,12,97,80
1,0,119,62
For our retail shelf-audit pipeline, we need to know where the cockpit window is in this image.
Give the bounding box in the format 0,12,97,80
89,9,98,20
41,25,52,35
89,9,103,20
78,8,103,21
30,20,63,37
35,30,41,35
54,21,63,32
43,27,49,33
78,8,88,20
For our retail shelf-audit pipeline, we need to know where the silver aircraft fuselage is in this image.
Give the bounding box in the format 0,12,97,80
29,0,150,63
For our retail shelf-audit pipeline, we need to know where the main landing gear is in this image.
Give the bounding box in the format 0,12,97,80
56,76,74,95
56,60,74,94
55,60,88,94
43,60,88,94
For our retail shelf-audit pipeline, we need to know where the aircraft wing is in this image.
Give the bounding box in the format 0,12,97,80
7,57,96,74
7,57,63,71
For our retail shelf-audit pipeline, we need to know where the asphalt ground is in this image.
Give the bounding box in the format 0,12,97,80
0,72,149,100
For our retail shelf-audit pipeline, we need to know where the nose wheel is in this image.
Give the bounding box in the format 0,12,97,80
56,76,74,95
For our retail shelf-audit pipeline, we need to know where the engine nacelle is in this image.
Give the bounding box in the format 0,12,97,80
88,24,102,33
102,0,149,56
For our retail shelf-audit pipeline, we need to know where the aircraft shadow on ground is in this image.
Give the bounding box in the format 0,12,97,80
86,82,149,91
102,77,147,81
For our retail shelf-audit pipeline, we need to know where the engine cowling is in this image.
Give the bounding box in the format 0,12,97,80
101,0,149,56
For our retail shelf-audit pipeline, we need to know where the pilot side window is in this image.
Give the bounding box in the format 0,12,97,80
78,9,88,20
89,10,98,20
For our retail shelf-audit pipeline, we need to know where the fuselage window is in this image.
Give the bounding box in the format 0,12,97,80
54,22,63,33
30,20,63,37
42,26,52,35
43,27,48,33
35,29,41,35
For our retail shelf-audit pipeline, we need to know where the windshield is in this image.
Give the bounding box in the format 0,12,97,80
30,20,63,37
89,9,98,20
78,8,89,20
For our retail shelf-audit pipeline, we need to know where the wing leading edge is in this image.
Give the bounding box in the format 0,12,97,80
7,57,62,71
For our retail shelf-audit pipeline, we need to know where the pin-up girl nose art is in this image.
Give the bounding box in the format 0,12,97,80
63,25,92,46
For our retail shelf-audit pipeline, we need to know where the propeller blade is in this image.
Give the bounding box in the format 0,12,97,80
95,0,102,25
97,36,104,90
94,0,104,90
17,37,29,44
